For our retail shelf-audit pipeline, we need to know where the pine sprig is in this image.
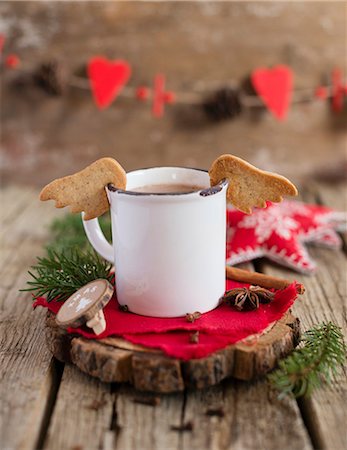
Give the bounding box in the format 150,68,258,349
46,212,111,252
21,248,113,302
268,322,346,398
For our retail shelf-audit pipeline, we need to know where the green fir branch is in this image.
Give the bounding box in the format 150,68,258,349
21,248,113,302
46,212,111,253
21,213,112,302
268,322,346,398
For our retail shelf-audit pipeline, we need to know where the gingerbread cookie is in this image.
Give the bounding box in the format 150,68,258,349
209,154,297,214
40,157,126,220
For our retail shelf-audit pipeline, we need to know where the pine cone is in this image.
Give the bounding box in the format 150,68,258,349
203,87,242,121
34,60,67,95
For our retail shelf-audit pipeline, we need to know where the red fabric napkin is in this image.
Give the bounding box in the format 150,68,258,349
33,279,299,360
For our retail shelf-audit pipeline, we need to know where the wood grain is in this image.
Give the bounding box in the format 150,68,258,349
115,385,183,450
43,365,114,450
181,381,312,450
45,311,300,392
0,199,61,450
262,182,347,450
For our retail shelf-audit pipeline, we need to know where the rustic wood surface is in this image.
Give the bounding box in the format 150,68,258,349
0,182,346,449
262,182,347,450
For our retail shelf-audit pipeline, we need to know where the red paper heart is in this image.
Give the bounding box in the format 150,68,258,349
88,57,131,109
251,65,293,120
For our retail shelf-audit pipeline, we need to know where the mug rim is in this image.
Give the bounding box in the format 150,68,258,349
107,166,228,197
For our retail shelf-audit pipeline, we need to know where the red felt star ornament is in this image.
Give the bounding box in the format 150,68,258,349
226,201,346,274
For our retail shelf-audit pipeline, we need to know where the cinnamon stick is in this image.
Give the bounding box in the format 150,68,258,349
226,266,305,294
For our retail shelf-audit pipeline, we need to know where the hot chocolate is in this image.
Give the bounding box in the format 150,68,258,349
132,183,206,193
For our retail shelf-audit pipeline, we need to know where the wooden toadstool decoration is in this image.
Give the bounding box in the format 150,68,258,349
56,279,114,335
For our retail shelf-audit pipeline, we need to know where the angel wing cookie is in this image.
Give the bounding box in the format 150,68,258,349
40,157,126,220
209,154,297,214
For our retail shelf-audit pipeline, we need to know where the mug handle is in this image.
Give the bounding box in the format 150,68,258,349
82,213,114,263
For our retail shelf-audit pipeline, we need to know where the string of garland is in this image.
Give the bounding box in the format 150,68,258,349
268,322,346,398
7,59,346,120
1,29,346,121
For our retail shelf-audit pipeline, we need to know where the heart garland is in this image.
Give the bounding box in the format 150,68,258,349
86,58,295,119
79,56,343,119
251,65,293,120
1,30,344,120
87,57,131,110
86,59,295,119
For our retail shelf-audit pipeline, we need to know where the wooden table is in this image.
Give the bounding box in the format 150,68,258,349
0,182,346,450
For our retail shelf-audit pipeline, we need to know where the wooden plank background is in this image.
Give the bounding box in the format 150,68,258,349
0,1,346,187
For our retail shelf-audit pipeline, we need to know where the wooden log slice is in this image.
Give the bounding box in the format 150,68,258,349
45,311,300,393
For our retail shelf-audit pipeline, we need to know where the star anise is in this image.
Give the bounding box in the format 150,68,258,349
221,286,274,311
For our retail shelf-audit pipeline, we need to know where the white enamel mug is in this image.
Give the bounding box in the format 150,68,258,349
82,167,228,317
